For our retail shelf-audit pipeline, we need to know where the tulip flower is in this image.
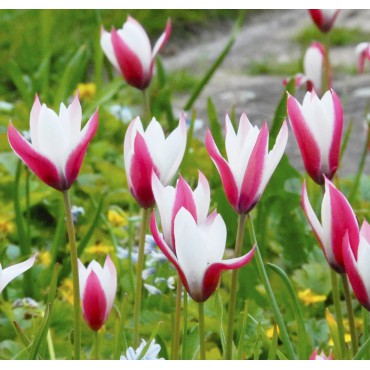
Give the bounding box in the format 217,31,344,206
151,207,255,302
302,177,359,273
78,255,117,331
101,16,171,90
151,171,210,249
124,115,187,208
308,10,340,33
309,348,334,360
205,113,288,214
8,95,98,191
0,255,36,294
343,220,370,311
287,89,343,184
356,42,370,73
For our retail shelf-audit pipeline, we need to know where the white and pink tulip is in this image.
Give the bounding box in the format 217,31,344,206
308,9,340,33
101,16,171,90
205,113,288,214
356,42,370,73
8,95,98,191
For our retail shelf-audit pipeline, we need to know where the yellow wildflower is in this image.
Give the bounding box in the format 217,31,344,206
59,278,74,305
298,289,326,305
344,317,363,331
0,216,15,235
85,242,114,255
75,82,96,101
266,325,280,339
108,209,128,228
38,251,52,267
329,333,351,346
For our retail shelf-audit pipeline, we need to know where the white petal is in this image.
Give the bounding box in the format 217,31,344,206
78,259,89,299
357,236,370,300
321,191,335,263
304,46,323,92
102,255,117,312
100,29,120,71
193,172,210,224
174,208,207,297
0,255,36,294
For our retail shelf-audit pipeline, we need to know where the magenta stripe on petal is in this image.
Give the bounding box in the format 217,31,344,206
328,90,343,179
82,271,108,331
129,133,157,208
238,123,268,214
327,179,359,265
111,28,149,90
342,233,370,310
65,109,99,189
205,129,239,212
8,123,63,191
287,94,322,184
200,245,256,302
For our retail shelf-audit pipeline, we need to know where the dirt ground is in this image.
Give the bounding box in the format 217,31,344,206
163,9,370,177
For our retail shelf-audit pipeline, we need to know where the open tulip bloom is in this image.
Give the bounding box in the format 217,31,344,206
308,9,340,33
78,255,117,331
151,207,255,302
343,220,370,311
8,95,98,191
101,16,171,90
0,255,36,294
124,115,187,208
302,177,359,273
287,90,343,185
151,171,210,249
206,113,288,214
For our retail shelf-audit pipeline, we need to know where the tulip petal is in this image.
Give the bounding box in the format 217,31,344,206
100,28,120,71
65,109,98,189
201,245,256,302
206,129,238,211
82,270,108,331
111,28,148,89
130,132,157,208
152,18,171,58
8,123,63,190
0,254,36,294
102,255,117,313
288,93,323,183
361,220,370,243
193,171,211,224
342,233,370,310
30,95,42,149
238,123,269,214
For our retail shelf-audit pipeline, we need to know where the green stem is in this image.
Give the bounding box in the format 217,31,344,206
363,307,369,359
198,302,206,360
182,291,188,359
247,214,296,360
133,207,151,347
322,33,331,94
341,273,358,356
62,190,81,360
225,213,247,360
94,330,100,360
142,89,151,123
47,330,55,360
330,269,346,359
172,276,182,359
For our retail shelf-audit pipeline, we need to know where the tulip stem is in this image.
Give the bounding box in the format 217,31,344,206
172,276,182,359
142,89,151,122
94,331,100,360
198,302,206,360
62,190,81,360
362,307,370,359
341,273,358,356
182,291,188,359
322,33,331,94
247,214,296,360
133,207,151,347
330,269,346,359
225,213,247,360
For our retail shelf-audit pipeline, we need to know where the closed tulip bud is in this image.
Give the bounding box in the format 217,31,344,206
206,113,288,214
101,16,171,90
124,115,187,208
308,9,340,33
0,255,36,294
356,42,370,73
78,255,117,331
8,95,98,191
343,220,370,311
302,178,359,273
287,89,343,184
309,348,334,360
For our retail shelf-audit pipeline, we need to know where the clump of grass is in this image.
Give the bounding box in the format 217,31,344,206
295,25,370,48
247,60,301,76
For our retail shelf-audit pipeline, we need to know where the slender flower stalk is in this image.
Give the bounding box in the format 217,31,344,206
225,213,246,360
133,207,151,346
198,302,206,360
62,190,81,360
341,273,358,356
172,277,182,360
247,214,295,359
94,331,100,360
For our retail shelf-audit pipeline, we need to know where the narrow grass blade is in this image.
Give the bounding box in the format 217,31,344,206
267,325,279,360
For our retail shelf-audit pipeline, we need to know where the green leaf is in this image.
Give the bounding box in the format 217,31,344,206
8,61,33,107
214,291,226,355
236,300,249,359
207,98,224,154
353,336,370,360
